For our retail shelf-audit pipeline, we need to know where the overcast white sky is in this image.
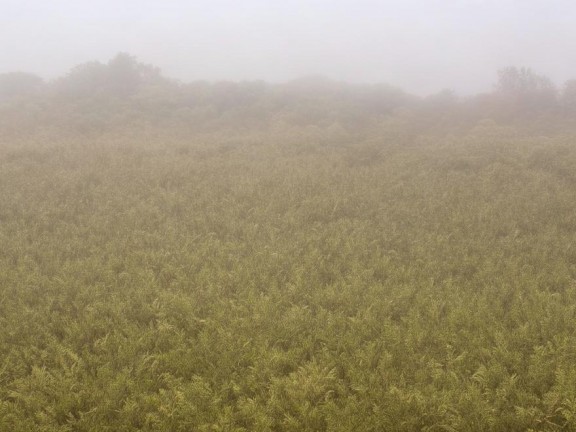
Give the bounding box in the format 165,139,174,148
1,0,575,95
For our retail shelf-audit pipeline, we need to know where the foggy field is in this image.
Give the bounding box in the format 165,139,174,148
2,126,576,431
2,47,576,430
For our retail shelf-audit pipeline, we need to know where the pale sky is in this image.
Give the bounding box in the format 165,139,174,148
1,0,575,95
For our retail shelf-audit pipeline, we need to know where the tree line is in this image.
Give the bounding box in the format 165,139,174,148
1,53,575,136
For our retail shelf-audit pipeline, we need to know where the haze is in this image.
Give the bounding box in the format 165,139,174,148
2,0,575,95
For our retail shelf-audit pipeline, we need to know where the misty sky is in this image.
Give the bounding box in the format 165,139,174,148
2,0,575,95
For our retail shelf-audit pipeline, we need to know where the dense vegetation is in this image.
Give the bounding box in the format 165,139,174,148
2,55,576,431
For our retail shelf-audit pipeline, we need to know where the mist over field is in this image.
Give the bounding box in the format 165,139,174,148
3,2,576,431
3,0,576,95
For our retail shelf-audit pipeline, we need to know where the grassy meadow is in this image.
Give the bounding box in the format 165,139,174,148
1,124,576,431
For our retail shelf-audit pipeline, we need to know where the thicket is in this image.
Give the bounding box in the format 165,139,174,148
2,54,576,138
1,55,576,431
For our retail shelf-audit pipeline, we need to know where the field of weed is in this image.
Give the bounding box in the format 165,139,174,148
1,128,576,431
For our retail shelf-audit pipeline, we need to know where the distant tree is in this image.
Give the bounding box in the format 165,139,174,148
496,67,554,95
55,53,165,100
0,72,44,100
54,61,108,98
561,79,576,114
494,67,557,115
106,53,143,97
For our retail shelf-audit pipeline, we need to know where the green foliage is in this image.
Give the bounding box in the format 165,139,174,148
1,126,576,430
2,53,576,431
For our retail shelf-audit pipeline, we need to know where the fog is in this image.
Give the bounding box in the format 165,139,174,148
5,3,576,430
2,0,576,95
